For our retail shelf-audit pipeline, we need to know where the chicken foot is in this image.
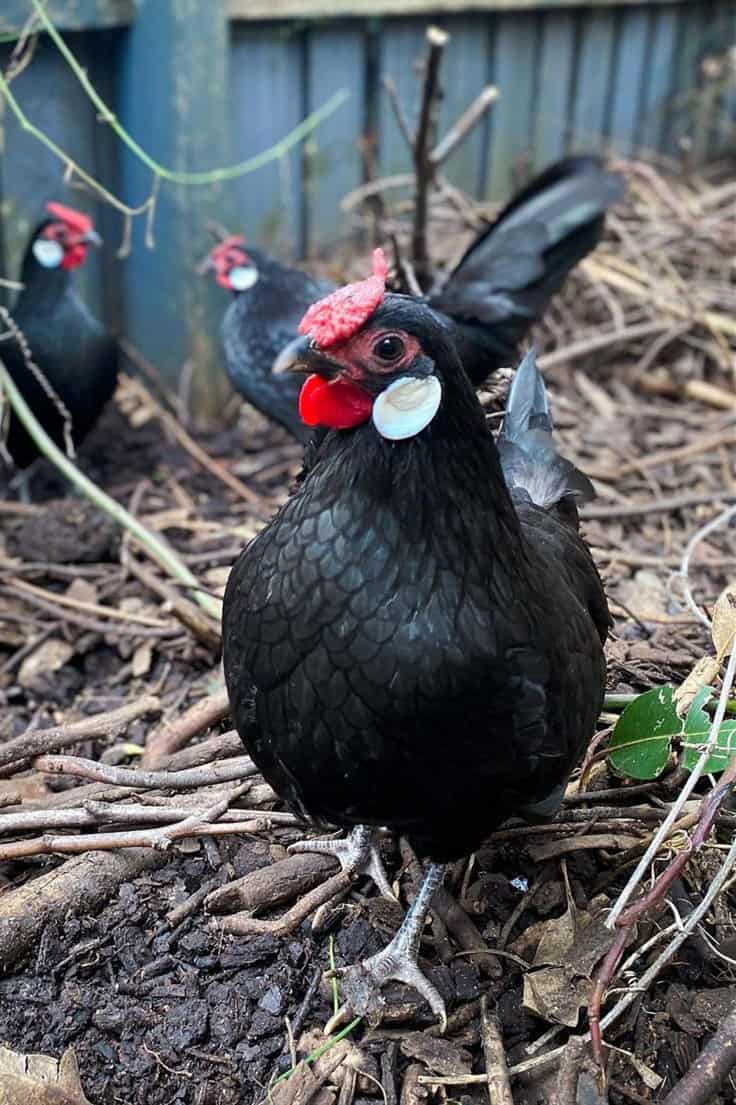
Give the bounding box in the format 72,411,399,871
330,861,448,1031
288,824,394,897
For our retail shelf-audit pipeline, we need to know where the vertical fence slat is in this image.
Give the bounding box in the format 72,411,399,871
486,10,538,200
608,7,651,157
377,19,427,176
533,9,576,170
305,21,366,255
229,22,305,254
436,15,492,197
118,0,232,403
637,4,680,155
569,8,615,153
665,3,705,157
0,34,110,319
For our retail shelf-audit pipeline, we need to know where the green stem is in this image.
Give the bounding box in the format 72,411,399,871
0,356,222,623
270,1017,362,1088
27,0,348,187
604,691,736,714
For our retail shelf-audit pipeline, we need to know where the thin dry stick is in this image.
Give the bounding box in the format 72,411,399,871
411,26,449,284
677,502,736,628
590,751,736,1069
430,85,499,167
143,686,231,767
661,1002,736,1105
32,752,257,790
0,817,268,862
607,646,736,929
0,697,160,770
480,996,514,1105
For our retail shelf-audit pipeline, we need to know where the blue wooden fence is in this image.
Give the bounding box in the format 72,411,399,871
1,0,734,395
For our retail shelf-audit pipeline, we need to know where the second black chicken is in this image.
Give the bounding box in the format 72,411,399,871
223,253,609,1026
208,156,622,439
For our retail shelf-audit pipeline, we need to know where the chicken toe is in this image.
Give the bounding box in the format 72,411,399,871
333,862,447,1029
289,824,394,897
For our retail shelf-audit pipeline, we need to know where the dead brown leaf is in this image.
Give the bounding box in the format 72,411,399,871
712,580,736,661
17,639,74,690
0,1045,91,1105
674,655,722,718
519,890,612,1027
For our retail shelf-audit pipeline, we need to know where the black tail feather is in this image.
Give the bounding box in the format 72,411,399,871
430,156,624,385
498,347,594,525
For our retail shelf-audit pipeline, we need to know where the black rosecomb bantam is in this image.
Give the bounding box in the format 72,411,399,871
1,202,118,486
210,156,622,440
223,250,609,1027
207,235,332,442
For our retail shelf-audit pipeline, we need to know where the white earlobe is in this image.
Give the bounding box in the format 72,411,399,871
372,375,442,441
229,265,258,291
32,239,64,268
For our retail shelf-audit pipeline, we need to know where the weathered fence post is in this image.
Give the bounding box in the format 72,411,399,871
117,0,234,419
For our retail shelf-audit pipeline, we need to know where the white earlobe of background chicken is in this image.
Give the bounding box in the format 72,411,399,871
372,375,442,441
228,265,259,291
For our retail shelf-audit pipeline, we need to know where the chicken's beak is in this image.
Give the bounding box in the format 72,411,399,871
81,229,102,247
272,334,342,380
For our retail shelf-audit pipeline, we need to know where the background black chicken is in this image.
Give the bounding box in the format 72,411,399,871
210,155,621,439
0,203,118,491
223,263,610,1026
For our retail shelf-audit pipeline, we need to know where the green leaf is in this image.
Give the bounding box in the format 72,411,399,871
681,687,736,774
607,686,679,780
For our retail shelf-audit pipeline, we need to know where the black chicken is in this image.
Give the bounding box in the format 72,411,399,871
207,235,331,441
223,252,609,1026
209,156,622,438
1,203,118,487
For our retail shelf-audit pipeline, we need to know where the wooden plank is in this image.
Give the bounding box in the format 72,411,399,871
304,21,366,253
486,10,538,199
607,7,651,157
533,8,576,168
229,0,695,18
666,2,706,156
1,1,133,33
569,8,616,153
229,23,305,255
436,14,492,197
703,0,734,157
377,19,427,175
637,3,680,153
0,33,111,319
118,0,233,407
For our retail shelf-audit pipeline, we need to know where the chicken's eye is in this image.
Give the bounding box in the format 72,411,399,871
372,334,405,363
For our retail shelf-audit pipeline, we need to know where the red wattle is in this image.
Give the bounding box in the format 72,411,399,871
299,374,373,430
62,244,87,271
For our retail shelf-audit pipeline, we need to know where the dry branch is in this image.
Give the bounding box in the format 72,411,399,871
0,697,160,771
143,686,231,767
0,848,167,970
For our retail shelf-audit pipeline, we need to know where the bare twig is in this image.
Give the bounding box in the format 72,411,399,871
606,647,736,929
677,502,736,627
661,1001,736,1105
143,686,231,767
480,996,513,1105
32,752,257,790
411,26,449,284
0,697,160,770
430,85,498,167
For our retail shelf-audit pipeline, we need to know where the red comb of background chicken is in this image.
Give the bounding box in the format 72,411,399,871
210,234,249,263
45,202,94,236
298,248,388,348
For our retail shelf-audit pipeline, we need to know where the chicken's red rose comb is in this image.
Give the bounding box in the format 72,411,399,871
298,248,388,348
45,202,94,236
210,234,250,264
